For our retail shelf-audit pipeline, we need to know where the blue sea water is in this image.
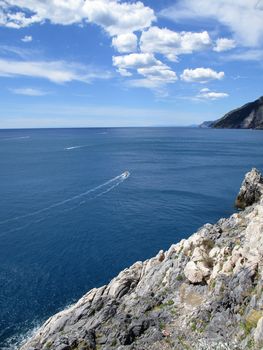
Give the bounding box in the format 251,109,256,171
0,127,263,348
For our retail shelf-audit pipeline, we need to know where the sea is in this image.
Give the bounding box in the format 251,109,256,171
0,127,263,349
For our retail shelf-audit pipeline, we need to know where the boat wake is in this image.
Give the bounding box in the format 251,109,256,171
1,136,30,142
64,145,87,150
0,171,130,233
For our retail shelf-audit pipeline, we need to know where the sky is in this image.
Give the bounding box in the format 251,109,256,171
0,0,263,128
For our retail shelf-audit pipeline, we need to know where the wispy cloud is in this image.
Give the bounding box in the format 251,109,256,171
0,44,37,59
224,49,263,61
9,87,48,96
160,0,263,47
196,88,229,100
0,58,112,84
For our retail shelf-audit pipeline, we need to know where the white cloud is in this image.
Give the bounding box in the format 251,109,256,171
0,58,111,83
21,35,32,43
180,68,225,83
140,26,211,61
116,68,132,77
1,0,155,35
213,38,236,52
83,0,155,36
197,88,229,100
161,0,263,47
113,53,158,70
112,33,137,53
136,65,177,88
113,53,177,90
9,87,48,96
137,65,177,81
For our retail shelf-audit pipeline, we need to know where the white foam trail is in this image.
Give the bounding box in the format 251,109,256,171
1,218,45,235
64,145,87,150
0,172,129,225
94,182,122,198
59,179,124,214
1,136,30,141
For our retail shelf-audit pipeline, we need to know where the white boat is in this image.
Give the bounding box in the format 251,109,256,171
122,171,130,178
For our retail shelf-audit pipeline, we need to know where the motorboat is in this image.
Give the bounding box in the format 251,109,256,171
122,171,130,178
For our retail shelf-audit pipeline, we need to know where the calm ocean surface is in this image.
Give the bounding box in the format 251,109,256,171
0,127,263,348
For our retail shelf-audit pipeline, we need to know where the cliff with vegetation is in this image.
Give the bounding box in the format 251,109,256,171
202,96,263,129
21,169,263,350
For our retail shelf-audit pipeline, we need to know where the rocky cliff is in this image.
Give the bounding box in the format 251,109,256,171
203,96,263,129
21,169,263,350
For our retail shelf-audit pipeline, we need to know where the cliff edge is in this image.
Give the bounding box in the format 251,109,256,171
201,96,263,129
21,169,263,350
213,96,263,129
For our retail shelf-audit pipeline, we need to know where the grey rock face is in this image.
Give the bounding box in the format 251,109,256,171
235,168,263,209
20,169,263,350
211,96,263,129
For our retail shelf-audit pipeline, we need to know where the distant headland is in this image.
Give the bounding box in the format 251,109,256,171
201,96,263,129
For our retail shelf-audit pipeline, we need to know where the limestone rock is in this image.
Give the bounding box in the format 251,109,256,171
20,169,263,350
184,261,204,283
235,168,263,209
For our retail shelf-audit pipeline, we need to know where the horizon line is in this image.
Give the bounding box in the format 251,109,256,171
0,125,200,130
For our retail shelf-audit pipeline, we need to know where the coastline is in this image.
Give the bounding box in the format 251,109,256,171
20,168,263,350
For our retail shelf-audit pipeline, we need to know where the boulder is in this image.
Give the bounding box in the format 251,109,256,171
184,261,204,283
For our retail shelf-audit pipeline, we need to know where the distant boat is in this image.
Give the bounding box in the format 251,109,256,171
122,171,130,179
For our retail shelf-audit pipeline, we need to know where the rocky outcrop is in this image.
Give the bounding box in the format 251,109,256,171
214,96,263,129
20,169,263,350
202,96,263,129
235,168,263,209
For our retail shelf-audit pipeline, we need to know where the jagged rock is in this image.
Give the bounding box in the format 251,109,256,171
105,261,143,299
235,168,263,209
20,168,263,350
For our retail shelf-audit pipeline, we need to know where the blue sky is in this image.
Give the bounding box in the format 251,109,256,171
0,0,263,128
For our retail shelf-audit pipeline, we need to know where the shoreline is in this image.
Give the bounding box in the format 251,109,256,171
20,168,263,350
